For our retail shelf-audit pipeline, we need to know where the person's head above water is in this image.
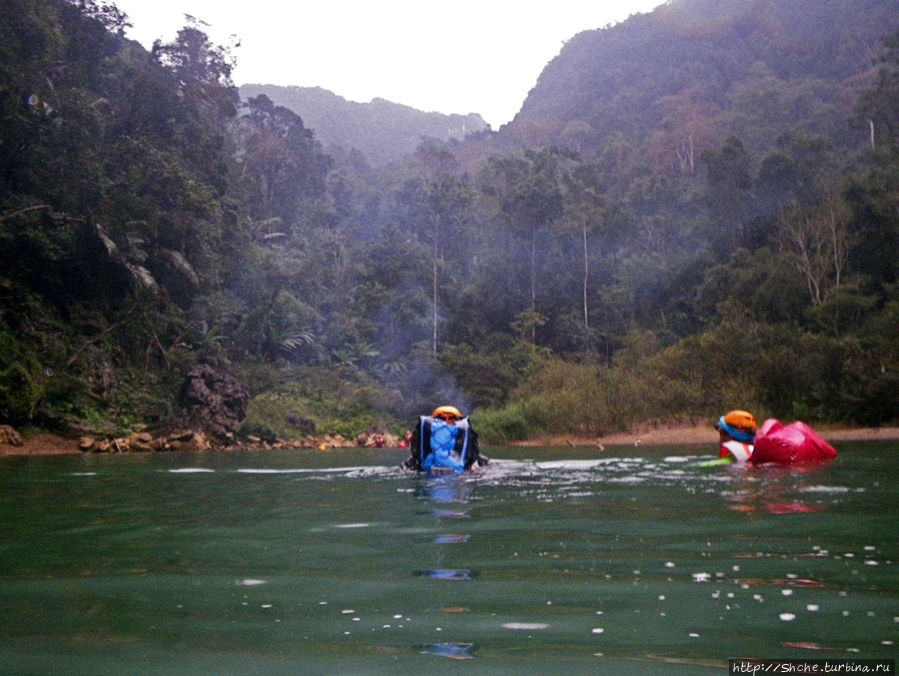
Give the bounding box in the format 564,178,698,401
715,410,757,443
432,405,463,424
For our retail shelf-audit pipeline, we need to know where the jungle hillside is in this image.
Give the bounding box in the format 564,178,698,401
2,0,899,447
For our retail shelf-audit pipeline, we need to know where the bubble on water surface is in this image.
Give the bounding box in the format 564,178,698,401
237,579,266,586
780,613,796,621
168,468,215,473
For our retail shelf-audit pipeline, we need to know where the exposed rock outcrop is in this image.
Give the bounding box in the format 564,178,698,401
0,425,24,446
142,357,250,445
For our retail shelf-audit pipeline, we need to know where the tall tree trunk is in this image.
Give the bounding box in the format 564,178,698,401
432,225,439,355
530,223,538,344
582,217,589,330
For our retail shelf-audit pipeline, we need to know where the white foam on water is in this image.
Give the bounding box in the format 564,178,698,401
236,579,267,586
534,459,617,470
334,523,370,529
503,623,549,630
798,485,850,493
168,468,215,473
608,476,647,484
779,613,796,621
237,466,389,475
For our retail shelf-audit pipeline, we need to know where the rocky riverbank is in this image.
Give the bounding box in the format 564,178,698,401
0,424,402,456
2,422,897,457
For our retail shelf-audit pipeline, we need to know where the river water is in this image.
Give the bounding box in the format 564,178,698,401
0,442,896,675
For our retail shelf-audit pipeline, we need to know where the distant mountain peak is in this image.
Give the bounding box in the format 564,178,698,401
239,84,489,166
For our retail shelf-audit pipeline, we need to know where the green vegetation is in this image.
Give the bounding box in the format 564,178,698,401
2,0,899,445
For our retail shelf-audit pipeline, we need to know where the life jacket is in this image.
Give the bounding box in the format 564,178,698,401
719,439,753,462
418,415,472,474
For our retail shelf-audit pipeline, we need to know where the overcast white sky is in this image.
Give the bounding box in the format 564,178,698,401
113,0,666,128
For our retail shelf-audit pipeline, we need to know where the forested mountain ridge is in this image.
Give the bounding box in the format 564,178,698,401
2,0,899,448
239,84,489,167
504,0,899,159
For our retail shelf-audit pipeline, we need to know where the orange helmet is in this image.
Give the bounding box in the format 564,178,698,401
721,410,757,433
432,405,463,422
716,410,757,442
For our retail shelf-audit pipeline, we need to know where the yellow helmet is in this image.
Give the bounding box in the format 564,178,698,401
432,405,463,422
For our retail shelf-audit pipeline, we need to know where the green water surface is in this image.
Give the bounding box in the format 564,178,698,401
0,442,896,674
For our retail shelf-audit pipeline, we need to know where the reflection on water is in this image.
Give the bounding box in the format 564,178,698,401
0,443,896,675
420,569,473,580
419,641,475,660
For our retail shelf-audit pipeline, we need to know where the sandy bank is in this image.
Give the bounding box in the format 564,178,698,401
506,424,899,448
